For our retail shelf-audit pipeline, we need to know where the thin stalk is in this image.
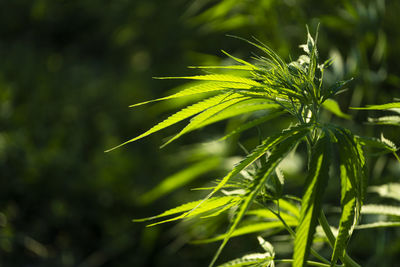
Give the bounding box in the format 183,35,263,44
275,259,342,267
318,211,361,267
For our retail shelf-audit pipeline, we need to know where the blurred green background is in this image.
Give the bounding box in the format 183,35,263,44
1,0,399,266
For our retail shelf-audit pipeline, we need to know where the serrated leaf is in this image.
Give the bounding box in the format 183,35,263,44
322,79,353,101
130,82,252,107
193,221,297,244
331,186,356,266
188,65,255,70
210,127,310,267
322,99,351,119
293,133,331,267
196,100,280,129
357,136,396,153
321,126,367,266
328,126,367,207
162,93,249,146
133,196,240,225
330,128,359,266
156,74,262,86
351,102,400,110
106,93,234,151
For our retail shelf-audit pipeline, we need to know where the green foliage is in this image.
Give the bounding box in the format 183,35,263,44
322,99,351,119
352,101,400,127
210,127,310,267
352,102,400,110
118,27,400,267
328,127,366,266
4,1,400,266
134,196,241,227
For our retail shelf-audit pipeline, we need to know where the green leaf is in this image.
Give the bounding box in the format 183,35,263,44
162,93,249,146
129,82,252,107
187,65,255,71
351,102,400,110
133,196,240,226
193,221,297,244
352,102,400,125
321,79,353,101
196,100,280,129
331,187,356,265
210,127,310,267
322,99,351,119
139,157,221,204
105,93,235,152
328,126,367,209
357,136,397,154
155,74,262,86
330,132,357,265
293,133,331,267
324,126,367,266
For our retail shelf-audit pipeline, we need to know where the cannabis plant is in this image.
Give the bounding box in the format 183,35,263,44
108,28,400,266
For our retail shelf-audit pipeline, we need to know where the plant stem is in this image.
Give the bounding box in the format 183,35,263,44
274,259,341,267
318,211,361,267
